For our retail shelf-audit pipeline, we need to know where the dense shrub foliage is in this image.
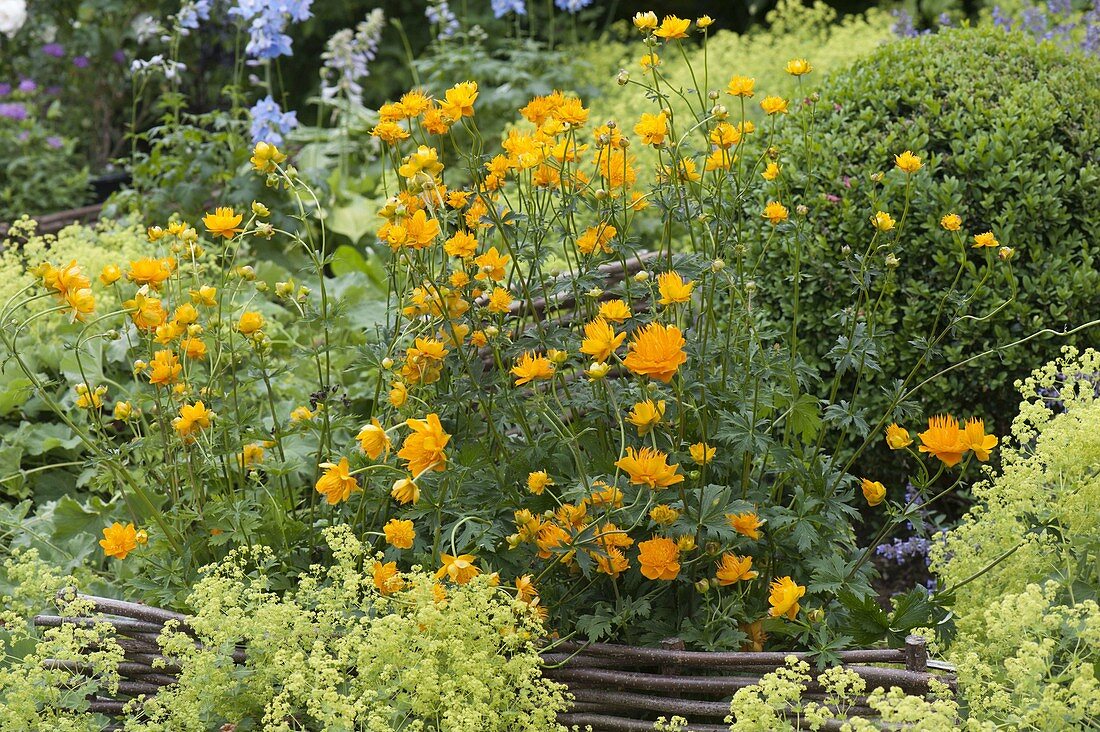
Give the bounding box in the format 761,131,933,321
762,27,1100,434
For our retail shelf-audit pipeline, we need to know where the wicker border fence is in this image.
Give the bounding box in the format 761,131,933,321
35,594,955,731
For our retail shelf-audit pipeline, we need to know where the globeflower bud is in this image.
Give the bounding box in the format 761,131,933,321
707,90,719,101
705,541,721,556
841,245,852,257
694,578,710,594
998,246,1014,261
251,201,270,217
507,533,522,550
548,349,569,365
616,69,629,86
870,171,885,183
711,259,726,272
105,329,120,340
595,188,609,200
586,361,611,380
634,270,649,282
586,287,603,299
807,608,825,623
237,266,256,281
796,204,809,216
885,254,900,269
744,280,757,294
711,104,728,120
689,470,701,481
254,281,269,292
275,281,294,298
381,357,394,369
485,325,499,337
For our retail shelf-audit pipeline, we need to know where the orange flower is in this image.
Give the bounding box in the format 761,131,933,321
99,522,139,560
689,442,716,464
615,447,683,489
576,224,617,256
768,576,806,619
762,201,789,224
961,418,998,462
172,401,214,441
917,415,969,467
861,478,886,507
527,470,553,495
627,399,666,436
637,537,680,580
726,75,755,98
390,477,420,505
383,518,415,549
315,457,359,505
894,150,922,174
633,111,669,146
580,318,626,362
715,554,758,585
727,511,763,540
147,349,182,386
372,561,404,595
436,553,480,584
654,15,690,40
126,258,172,290
657,271,694,305
444,231,478,258
398,413,450,474
885,423,912,450
236,311,264,335
598,299,632,324
511,351,555,386
759,96,789,115
474,246,510,281
440,81,478,120
622,323,688,382
356,418,391,459
202,207,243,239
124,291,167,331
595,547,630,578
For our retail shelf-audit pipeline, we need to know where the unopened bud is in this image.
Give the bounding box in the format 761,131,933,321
711,259,726,272
694,578,710,594
381,357,395,369
998,246,1014,261
885,253,900,269
616,69,629,86
711,104,728,120
634,270,649,282
254,281,269,292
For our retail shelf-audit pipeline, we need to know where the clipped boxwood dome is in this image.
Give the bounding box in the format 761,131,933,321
765,27,1100,436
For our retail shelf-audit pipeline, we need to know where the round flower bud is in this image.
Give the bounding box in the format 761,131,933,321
711,104,728,120
744,280,757,294
694,578,711,594
616,69,629,86
595,188,609,200
485,325,500,337
870,171,885,183
704,541,721,556
796,204,809,216
807,608,825,623
998,246,1015,261
707,90,719,101
255,281,269,292
711,259,726,272
587,287,603,299
237,265,256,281
885,254,900,269
841,244,852,256
381,357,394,369
634,270,649,282
689,470,701,481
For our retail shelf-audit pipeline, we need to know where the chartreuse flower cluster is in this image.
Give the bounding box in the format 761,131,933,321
0,531,568,732
0,9,1015,654
930,348,1100,729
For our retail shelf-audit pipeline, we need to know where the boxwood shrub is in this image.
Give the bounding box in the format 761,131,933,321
761,27,1100,438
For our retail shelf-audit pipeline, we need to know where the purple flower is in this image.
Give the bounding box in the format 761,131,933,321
0,102,28,121
46,136,64,149
42,43,65,58
18,78,36,92
248,95,298,145
73,55,90,68
1047,0,1072,17
891,9,918,38
0,83,10,97
45,85,62,96
113,50,127,64
992,6,1013,31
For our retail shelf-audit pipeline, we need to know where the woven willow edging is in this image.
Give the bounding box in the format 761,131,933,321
35,594,955,732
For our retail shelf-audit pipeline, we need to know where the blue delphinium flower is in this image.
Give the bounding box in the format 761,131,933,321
320,9,385,106
230,0,313,60
426,0,460,39
555,0,593,12
491,0,526,19
891,9,919,38
991,6,1013,30
249,95,298,145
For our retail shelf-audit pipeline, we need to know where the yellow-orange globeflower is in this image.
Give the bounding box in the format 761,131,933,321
615,447,683,489
768,576,806,619
99,522,139,560
917,415,969,467
511,351,555,386
398,413,450,474
315,457,359,505
716,553,758,585
580,318,626,363
622,323,688,383
727,511,764,540
436,553,480,584
202,207,243,239
637,537,680,580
